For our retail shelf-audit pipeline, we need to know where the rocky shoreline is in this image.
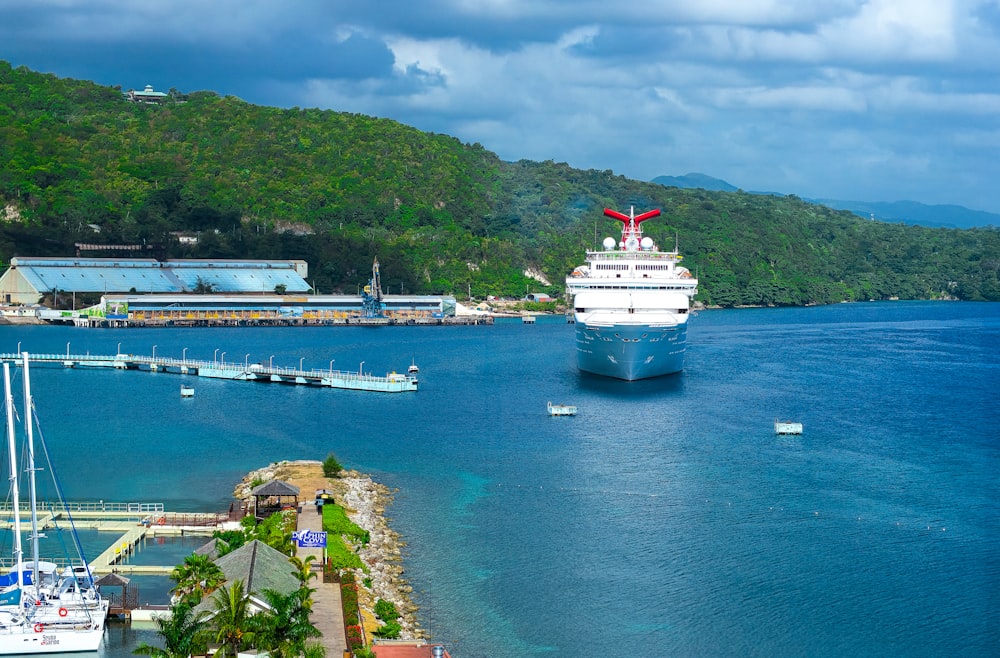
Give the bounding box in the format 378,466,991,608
233,460,423,640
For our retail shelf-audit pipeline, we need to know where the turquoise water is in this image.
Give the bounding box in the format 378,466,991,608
1,301,998,657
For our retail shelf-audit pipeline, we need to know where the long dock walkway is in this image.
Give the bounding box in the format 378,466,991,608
297,505,348,656
0,352,418,393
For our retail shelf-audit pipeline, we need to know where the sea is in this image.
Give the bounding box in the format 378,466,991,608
1,300,997,658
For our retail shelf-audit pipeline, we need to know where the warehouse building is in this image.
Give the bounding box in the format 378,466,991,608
0,257,311,305
96,293,456,326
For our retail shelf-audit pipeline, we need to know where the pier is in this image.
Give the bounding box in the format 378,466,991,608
0,501,230,576
0,352,418,393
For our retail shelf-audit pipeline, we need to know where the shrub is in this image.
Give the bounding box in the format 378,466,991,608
325,533,364,570
322,453,343,478
346,624,364,648
373,620,401,639
374,599,399,622
322,502,370,544
341,583,360,625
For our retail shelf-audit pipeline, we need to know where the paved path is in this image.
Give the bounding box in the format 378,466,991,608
297,505,348,656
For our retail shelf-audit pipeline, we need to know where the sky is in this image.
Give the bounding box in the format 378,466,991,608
3,0,1000,213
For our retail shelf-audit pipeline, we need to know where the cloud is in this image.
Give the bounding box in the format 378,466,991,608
1,0,1000,211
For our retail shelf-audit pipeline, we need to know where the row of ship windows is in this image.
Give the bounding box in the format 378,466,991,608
594,264,670,271
571,284,692,290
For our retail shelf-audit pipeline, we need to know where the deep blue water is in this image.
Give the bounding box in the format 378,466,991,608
1,301,997,657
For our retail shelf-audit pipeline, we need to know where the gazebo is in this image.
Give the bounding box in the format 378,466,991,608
250,480,300,520
95,572,137,617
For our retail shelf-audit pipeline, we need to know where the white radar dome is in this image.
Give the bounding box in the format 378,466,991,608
640,236,654,250
602,237,616,250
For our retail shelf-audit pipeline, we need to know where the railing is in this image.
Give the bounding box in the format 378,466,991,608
0,501,164,513
0,556,80,569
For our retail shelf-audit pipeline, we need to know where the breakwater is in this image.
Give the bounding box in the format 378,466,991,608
233,461,422,641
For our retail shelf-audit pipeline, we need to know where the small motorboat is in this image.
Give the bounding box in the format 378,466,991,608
408,360,419,375
180,385,195,398
547,401,577,416
774,419,802,435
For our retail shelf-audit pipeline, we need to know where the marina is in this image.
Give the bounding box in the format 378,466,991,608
0,351,419,393
0,500,230,576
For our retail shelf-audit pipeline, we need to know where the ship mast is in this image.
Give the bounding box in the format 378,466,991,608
3,364,23,591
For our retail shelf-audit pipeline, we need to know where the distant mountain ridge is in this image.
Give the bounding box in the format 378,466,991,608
651,173,739,193
652,173,999,229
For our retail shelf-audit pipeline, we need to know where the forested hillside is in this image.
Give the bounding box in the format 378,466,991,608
2,62,998,304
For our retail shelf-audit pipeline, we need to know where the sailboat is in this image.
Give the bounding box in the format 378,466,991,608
0,355,108,654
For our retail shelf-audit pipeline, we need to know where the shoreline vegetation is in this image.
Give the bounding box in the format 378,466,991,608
232,460,424,641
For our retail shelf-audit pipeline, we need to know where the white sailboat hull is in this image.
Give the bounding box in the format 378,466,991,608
0,626,105,654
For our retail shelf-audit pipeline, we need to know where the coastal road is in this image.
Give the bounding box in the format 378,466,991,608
297,504,348,655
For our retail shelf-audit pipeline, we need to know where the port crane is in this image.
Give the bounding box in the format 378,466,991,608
361,257,385,318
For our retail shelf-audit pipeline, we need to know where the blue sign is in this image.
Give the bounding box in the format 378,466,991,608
292,530,328,548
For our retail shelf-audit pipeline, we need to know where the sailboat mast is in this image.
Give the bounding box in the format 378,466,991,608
21,354,40,584
3,364,23,589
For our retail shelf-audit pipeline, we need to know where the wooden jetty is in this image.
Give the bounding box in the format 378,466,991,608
0,352,419,393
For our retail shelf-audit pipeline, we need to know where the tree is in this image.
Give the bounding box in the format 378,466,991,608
322,452,343,478
210,581,255,658
289,554,318,589
170,554,226,605
274,283,287,294
193,276,216,293
252,588,321,658
133,602,210,658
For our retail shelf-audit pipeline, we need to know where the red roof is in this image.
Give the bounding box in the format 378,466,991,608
371,643,451,658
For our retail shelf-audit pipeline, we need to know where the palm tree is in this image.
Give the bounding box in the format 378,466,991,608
289,554,317,586
132,602,209,658
170,554,226,605
210,580,256,658
253,588,321,658
288,555,319,613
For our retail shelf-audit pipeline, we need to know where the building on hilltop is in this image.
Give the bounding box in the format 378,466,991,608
0,257,310,305
126,84,169,103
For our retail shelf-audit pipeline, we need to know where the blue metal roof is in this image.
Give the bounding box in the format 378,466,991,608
168,268,310,293
8,258,310,294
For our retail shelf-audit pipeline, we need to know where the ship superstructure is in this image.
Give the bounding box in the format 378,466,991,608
565,207,698,380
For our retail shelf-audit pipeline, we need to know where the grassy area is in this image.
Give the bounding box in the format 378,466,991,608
322,502,368,570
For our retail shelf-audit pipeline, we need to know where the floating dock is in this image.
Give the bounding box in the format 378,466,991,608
774,420,803,435
0,501,228,575
0,352,418,393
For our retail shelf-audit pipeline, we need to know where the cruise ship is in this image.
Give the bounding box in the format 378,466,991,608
565,207,698,381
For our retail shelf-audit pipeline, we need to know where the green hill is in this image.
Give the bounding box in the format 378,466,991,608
1,61,998,304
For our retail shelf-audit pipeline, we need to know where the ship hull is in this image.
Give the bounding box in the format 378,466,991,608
0,626,105,654
575,321,687,381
